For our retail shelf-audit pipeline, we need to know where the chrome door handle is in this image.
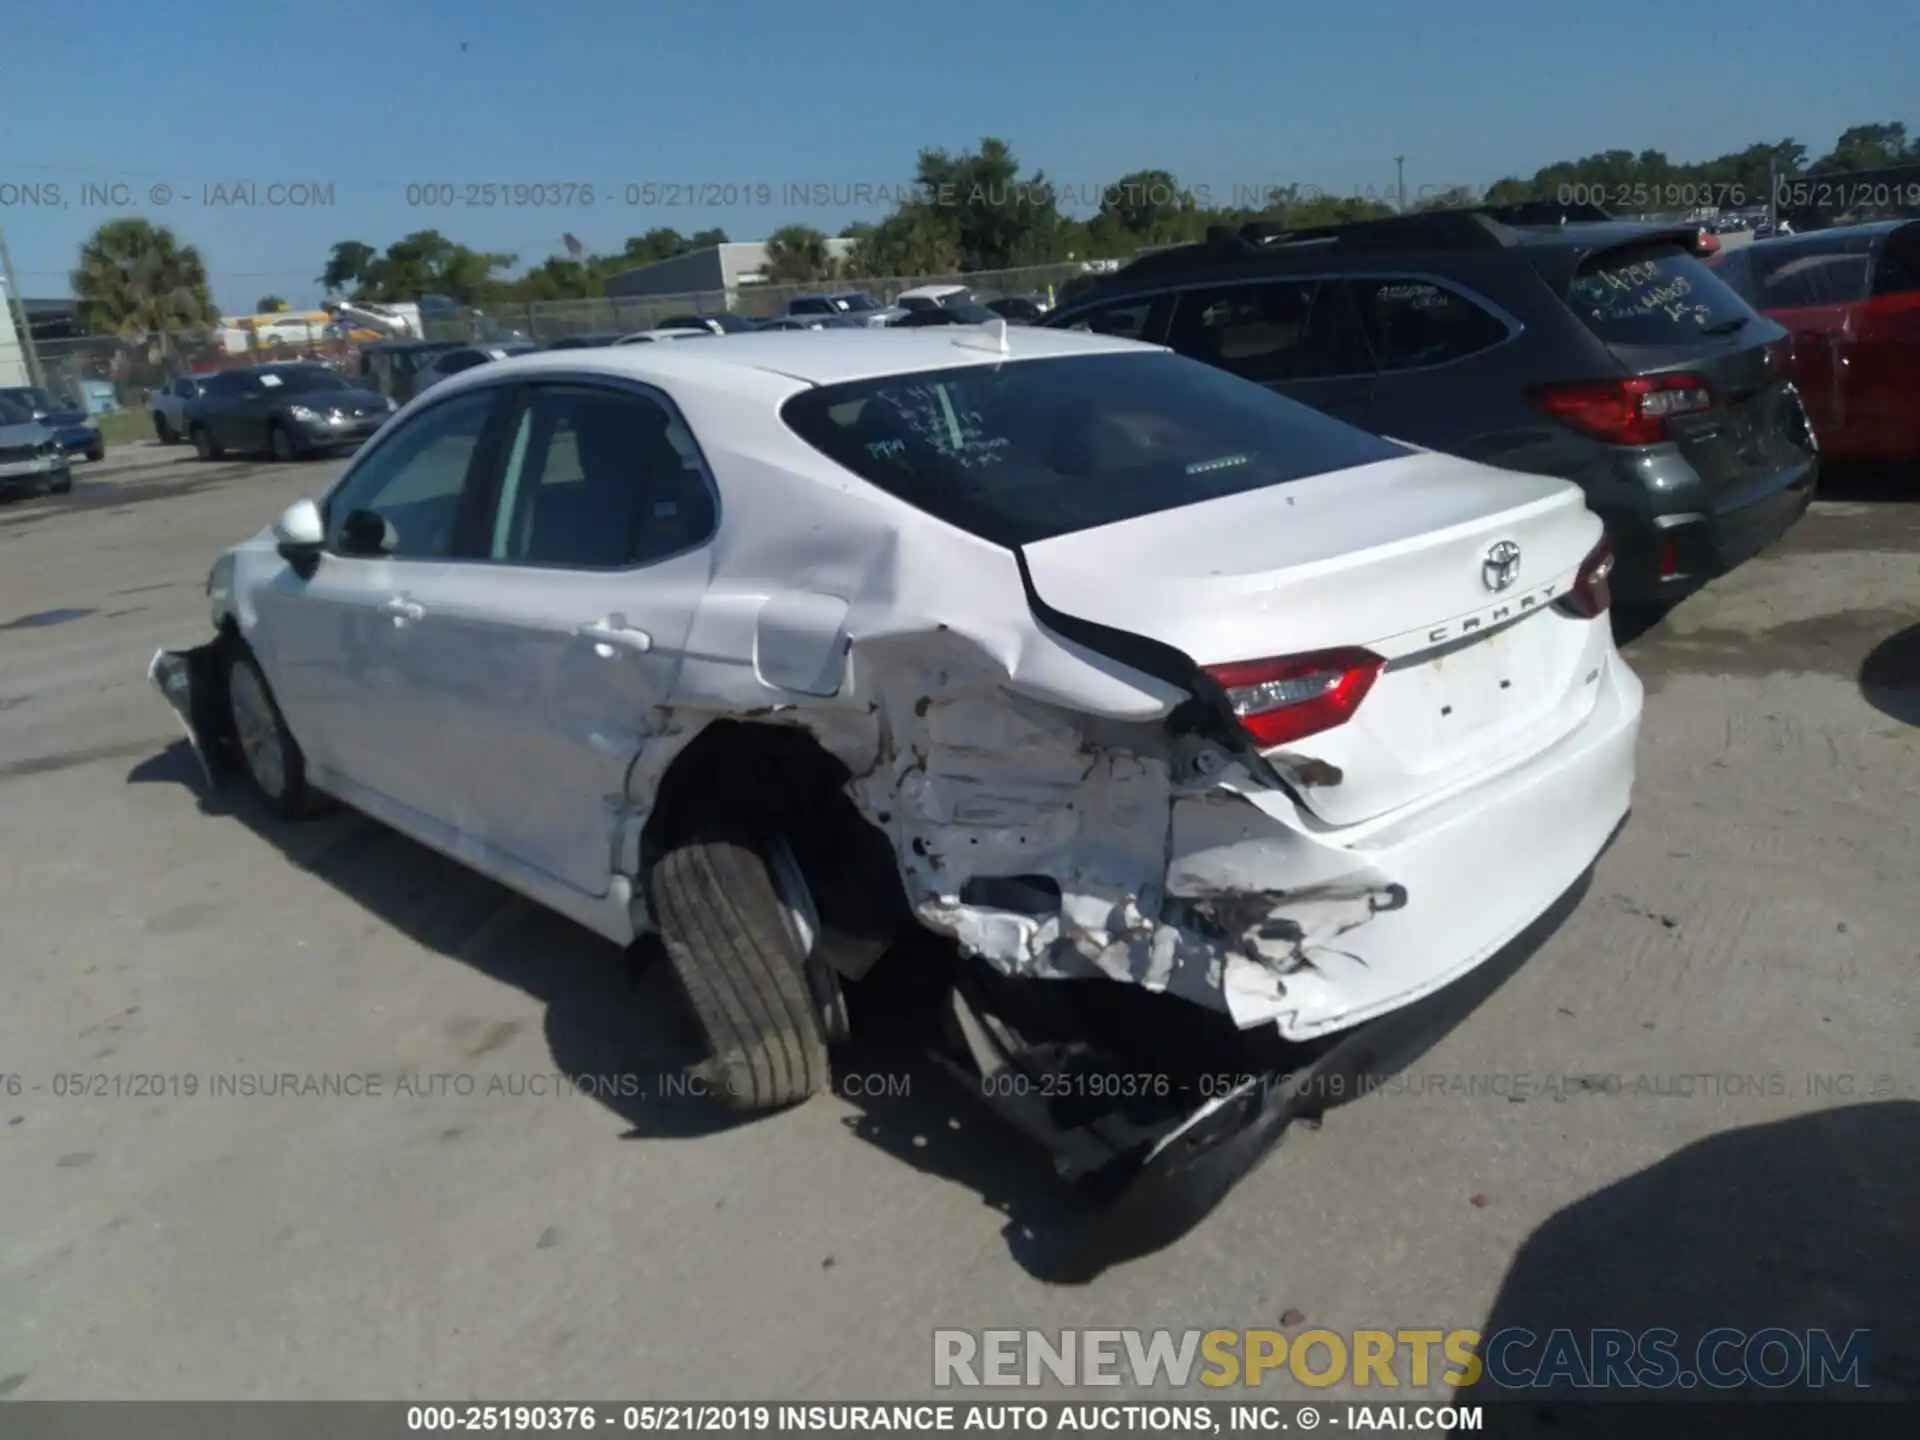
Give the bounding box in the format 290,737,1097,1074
576,615,653,653
381,595,424,622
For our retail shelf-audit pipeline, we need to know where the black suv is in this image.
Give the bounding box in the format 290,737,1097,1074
1045,210,1818,608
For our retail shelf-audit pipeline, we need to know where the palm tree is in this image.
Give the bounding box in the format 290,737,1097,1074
71,219,220,361
763,225,833,283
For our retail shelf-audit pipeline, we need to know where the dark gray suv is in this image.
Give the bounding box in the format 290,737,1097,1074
1046,211,1818,609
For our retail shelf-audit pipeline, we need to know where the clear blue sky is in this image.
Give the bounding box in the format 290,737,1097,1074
2,0,1910,314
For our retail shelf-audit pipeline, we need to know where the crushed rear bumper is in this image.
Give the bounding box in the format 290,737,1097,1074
998,827,1615,1281
148,641,234,786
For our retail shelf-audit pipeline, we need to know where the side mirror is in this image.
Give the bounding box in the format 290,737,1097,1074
274,498,324,575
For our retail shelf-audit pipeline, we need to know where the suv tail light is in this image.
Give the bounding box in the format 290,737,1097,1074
1527,373,1717,446
1203,647,1386,749
1555,536,1618,619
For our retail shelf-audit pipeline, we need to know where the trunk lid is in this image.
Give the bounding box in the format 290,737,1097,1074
1020,450,1608,826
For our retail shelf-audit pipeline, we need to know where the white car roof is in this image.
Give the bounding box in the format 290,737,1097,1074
896,283,970,300
461,326,1158,390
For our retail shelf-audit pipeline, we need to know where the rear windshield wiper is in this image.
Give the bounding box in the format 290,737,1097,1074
1699,315,1751,336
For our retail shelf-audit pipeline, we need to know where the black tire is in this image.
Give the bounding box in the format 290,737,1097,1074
224,644,320,820
86,445,104,463
49,469,72,495
650,834,831,1112
192,424,223,461
267,423,297,462
153,414,175,444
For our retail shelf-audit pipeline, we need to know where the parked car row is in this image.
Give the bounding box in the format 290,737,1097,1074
143,293,1062,460
0,385,105,463
143,215,1913,530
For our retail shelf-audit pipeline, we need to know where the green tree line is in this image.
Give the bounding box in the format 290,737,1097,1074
70,122,1919,334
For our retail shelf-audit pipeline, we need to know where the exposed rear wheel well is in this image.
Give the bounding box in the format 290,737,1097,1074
641,719,913,975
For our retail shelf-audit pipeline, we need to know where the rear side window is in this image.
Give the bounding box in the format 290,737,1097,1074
1165,278,1375,383
1055,294,1174,342
1350,278,1510,370
1566,245,1756,344
491,385,715,569
779,351,1409,548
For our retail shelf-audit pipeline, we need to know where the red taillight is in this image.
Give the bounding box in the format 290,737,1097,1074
1657,535,1679,579
1527,372,1717,445
1203,647,1386,749
1557,536,1618,618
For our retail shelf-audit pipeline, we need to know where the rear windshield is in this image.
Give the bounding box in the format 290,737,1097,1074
779,351,1409,548
1566,244,1757,346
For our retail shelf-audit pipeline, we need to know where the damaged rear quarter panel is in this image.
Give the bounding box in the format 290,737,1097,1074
648,390,1373,1028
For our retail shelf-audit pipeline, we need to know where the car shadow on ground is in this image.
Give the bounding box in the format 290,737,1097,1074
123,738,1619,1283
828,869,1599,1284
1453,1100,1920,1436
1860,624,1920,727
1818,458,1920,504
125,741,1106,1273
125,739,741,1141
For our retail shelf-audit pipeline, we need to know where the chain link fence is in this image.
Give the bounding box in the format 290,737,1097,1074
29,260,1105,419
466,260,1094,341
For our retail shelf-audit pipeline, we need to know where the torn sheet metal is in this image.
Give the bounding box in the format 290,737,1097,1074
148,644,226,787
817,638,1418,1038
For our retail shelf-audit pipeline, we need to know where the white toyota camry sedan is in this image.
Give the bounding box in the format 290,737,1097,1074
152,323,1641,1260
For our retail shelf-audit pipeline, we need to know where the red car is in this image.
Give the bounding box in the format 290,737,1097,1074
1708,220,1920,462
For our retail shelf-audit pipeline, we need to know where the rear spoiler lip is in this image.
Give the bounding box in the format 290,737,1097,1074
1528,224,1717,295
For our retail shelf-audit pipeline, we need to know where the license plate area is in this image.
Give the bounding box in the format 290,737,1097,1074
1371,613,1575,775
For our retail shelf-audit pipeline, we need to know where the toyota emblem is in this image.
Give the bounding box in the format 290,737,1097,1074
1482,540,1522,592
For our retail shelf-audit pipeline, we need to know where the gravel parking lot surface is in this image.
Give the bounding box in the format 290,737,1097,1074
2,446,1915,1401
